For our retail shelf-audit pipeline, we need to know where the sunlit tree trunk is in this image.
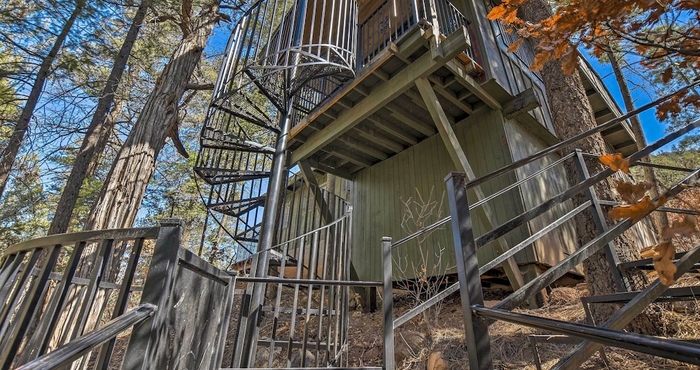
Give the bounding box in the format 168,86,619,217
0,0,86,199
520,0,660,334
49,1,150,234
85,0,222,231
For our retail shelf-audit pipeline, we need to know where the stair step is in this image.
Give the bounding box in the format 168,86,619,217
211,101,280,133
200,138,276,154
209,197,266,217
618,251,697,270
221,366,383,370
201,127,276,154
194,168,271,185
581,286,700,304
260,306,338,315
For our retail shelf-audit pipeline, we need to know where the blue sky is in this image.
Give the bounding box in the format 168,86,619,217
583,54,676,151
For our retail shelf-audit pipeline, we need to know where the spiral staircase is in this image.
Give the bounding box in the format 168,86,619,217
194,0,357,255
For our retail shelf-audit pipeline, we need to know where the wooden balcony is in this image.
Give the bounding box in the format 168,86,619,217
288,0,487,178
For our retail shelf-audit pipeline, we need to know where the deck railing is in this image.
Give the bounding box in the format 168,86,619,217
379,82,700,369
357,0,474,66
0,220,234,370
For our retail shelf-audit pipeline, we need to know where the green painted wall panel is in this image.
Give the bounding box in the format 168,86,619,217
351,108,534,282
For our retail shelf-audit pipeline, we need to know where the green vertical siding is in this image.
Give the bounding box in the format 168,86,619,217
503,119,581,272
351,109,534,282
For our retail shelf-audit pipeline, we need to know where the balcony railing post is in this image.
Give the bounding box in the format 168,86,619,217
445,172,493,370
573,149,628,293
381,236,395,370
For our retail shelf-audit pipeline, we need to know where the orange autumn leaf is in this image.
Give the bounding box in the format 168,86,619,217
599,153,630,173
507,39,522,53
661,215,698,239
640,246,655,259
661,67,673,83
652,241,677,286
615,180,653,204
608,195,667,223
487,5,509,20
561,51,579,75
530,50,552,72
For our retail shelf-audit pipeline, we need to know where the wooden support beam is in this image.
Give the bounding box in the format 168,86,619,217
369,116,419,145
329,146,373,168
353,126,404,154
340,135,389,161
428,76,474,114
415,77,525,291
373,69,390,81
386,103,437,137
502,88,540,119
445,60,501,110
290,27,471,164
306,157,353,181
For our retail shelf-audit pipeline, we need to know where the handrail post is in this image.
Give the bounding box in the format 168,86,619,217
122,219,182,370
381,236,395,370
445,172,493,370
573,150,627,293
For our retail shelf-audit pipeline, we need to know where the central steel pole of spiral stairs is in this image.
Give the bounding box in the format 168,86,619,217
238,0,308,366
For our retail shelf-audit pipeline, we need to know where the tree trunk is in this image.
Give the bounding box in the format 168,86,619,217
86,98,125,179
0,0,85,200
520,0,660,334
49,1,150,235
85,0,221,231
607,51,669,233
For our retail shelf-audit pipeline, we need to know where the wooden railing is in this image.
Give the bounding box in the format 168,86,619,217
0,219,234,370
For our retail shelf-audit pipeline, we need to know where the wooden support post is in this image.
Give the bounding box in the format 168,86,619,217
445,172,493,370
415,77,525,292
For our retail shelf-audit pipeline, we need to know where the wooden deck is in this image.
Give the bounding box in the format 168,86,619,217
287,25,493,178
287,25,636,179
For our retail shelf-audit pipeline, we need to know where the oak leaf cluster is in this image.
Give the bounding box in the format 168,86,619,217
601,153,698,285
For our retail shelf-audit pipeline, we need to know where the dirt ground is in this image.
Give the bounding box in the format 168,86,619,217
344,279,700,370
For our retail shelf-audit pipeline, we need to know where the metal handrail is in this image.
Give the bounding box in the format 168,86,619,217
472,305,700,365
391,151,576,250
16,304,157,370
2,227,159,256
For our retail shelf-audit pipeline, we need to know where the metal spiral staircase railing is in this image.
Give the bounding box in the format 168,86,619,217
194,0,358,253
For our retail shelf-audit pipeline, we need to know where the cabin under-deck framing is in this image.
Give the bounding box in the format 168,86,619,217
279,0,639,286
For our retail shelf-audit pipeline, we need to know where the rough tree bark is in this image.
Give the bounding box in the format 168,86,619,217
0,0,86,199
607,51,669,233
85,0,222,231
520,0,660,334
48,1,150,235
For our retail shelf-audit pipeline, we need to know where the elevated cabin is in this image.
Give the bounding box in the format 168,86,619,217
196,0,642,290
282,0,638,285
